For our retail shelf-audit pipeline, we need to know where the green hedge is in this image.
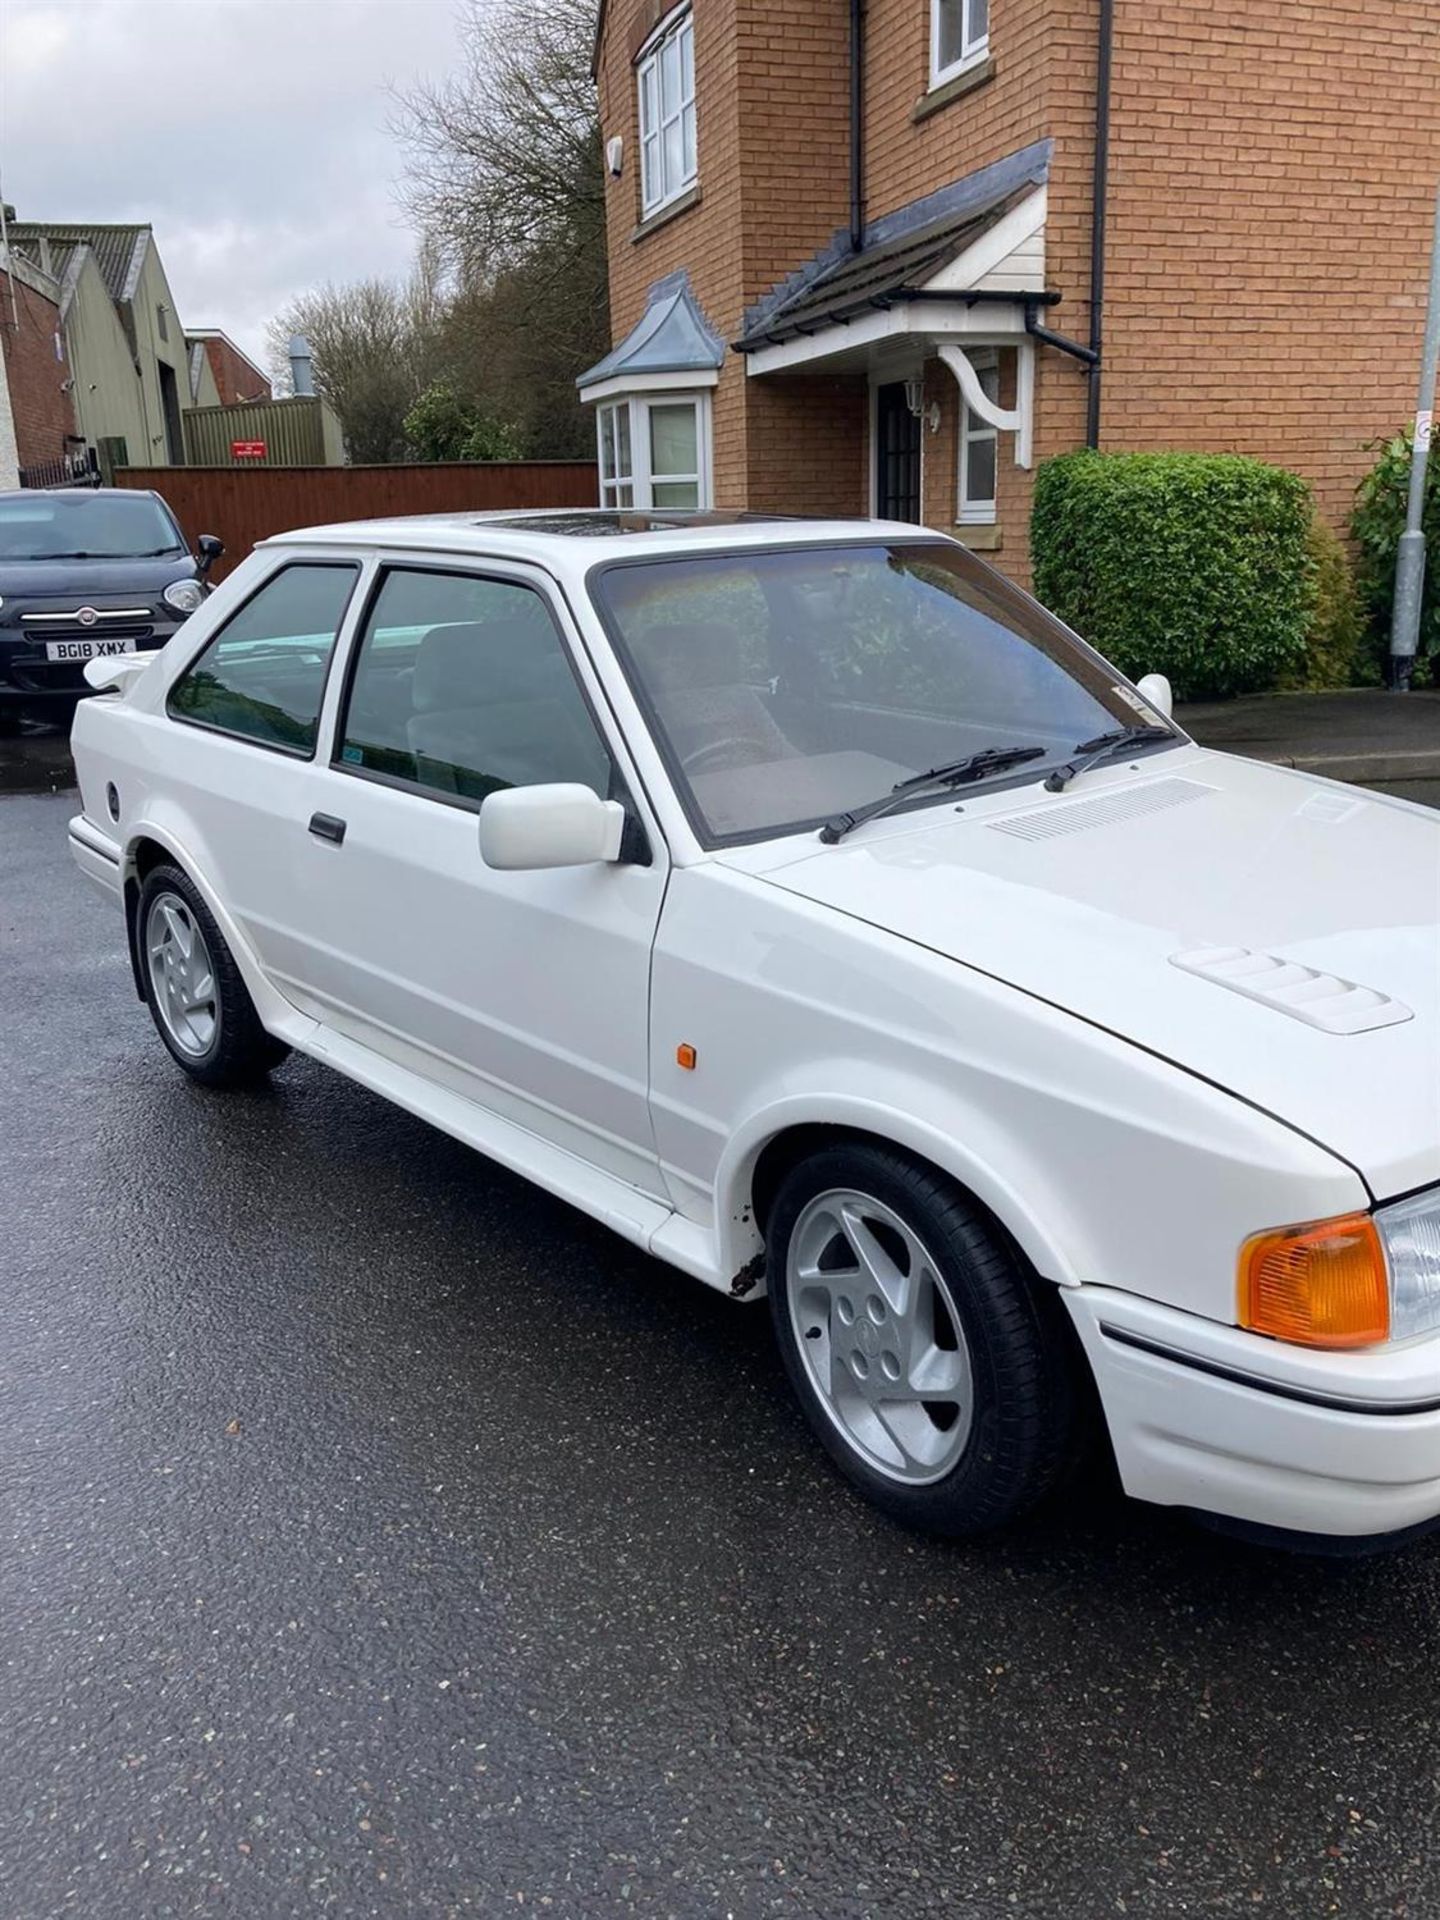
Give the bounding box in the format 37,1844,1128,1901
1351,431,1440,687
1280,515,1365,690
1031,450,1313,699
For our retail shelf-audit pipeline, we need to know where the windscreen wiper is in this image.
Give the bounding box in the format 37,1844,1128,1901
1043,724,1176,793
820,746,1047,844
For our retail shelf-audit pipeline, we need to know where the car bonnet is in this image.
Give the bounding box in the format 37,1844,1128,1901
719,748,1440,1201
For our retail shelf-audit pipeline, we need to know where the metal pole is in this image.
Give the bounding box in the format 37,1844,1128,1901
1085,0,1114,448
1390,182,1440,691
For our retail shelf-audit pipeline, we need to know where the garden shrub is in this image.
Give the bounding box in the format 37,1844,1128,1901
1280,514,1366,690
1031,450,1312,699
1351,431,1440,687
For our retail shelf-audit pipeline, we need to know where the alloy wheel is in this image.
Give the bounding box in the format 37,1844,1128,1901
145,890,219,1058
786,1186,975,1484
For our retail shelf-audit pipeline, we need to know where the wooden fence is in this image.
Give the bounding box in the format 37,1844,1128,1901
117,462,599,579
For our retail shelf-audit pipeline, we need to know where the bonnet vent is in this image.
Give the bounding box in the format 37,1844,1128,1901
1170,946,1413,1036
989,777,1214,842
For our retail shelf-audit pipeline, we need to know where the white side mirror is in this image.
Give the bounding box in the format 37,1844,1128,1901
1135,672,1173,720
478,783,626,871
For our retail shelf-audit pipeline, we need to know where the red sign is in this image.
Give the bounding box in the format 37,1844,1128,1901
231,440,267,460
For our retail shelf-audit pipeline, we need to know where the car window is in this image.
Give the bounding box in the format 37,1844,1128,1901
167,563,358,755
0,490,183,560
592,543,1171,843
337,568,612,806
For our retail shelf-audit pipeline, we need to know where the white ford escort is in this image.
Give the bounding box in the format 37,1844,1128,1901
69,511,1440,1546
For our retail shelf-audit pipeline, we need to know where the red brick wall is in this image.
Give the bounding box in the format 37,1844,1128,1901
200,336,272,406
597,0,1440,560
1099,0,1440,532
1,271,77,472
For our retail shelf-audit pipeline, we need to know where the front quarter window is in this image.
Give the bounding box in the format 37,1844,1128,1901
592,543,1172,843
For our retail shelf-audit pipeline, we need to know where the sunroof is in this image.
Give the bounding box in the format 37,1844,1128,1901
479,509,797,537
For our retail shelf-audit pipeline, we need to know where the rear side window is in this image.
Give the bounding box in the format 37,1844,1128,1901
336,567,611,805
167,563,358,755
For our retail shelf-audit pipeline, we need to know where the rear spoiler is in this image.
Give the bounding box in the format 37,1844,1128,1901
83,651,161,695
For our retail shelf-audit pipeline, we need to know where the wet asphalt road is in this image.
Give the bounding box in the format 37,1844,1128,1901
4,752,1440,1920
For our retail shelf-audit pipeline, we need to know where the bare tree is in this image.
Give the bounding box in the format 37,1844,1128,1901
392,0,608,456
266,261,445,463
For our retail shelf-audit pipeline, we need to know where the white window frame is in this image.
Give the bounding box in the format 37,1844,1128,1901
637,7,697,218
930,0,989,89
957,349,1000,524
596,391,712,511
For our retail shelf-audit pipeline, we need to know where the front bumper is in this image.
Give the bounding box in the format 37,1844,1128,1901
1066,1284,1440,1540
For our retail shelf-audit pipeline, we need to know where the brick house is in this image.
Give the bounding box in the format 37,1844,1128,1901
0,250,79,485
582,0,1440,583
185,329,272,408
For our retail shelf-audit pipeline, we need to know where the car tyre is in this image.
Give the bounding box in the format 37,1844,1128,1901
767,1142,1076,1536
137,862,289,1087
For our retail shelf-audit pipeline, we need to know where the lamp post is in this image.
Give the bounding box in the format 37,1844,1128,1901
1390,183,1440,691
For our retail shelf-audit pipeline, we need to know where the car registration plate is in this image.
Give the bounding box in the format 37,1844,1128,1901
44,636,137,663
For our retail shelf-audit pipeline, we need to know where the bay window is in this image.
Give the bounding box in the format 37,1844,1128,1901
638,9,697,217
597,392,710,511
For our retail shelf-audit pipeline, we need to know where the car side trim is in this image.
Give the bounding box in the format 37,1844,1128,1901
1098,1323,1440,1418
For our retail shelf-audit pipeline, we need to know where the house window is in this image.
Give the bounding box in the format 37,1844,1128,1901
597,393,710,510
598,402,635,507
638,9,696,216
931,0,989,85
958,353,1000,524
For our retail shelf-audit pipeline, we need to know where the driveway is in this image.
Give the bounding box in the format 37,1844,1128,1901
3,746,1439,1918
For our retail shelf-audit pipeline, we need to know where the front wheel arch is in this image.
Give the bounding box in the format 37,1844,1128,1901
730,1105,1079,1295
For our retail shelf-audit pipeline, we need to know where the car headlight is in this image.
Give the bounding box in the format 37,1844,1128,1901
1238,1188,1440,1348
1378,1189,1440,1341
162,579,205,616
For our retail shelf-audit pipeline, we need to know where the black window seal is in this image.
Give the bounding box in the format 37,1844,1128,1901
164,559,361,763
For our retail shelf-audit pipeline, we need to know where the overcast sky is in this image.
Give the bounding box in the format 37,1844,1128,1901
0,0,464,373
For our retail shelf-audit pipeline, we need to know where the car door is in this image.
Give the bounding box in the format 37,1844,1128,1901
267,557,669,1198
158,553,366,975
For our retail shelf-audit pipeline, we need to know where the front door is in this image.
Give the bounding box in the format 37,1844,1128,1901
875,381,922,522
279,559,669,1198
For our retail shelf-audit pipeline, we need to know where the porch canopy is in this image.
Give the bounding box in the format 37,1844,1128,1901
733,141,1055,468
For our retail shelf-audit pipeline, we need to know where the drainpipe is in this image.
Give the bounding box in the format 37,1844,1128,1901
1086,0,1114,447
849,0,866,251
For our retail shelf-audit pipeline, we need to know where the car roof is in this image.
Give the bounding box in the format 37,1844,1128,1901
0,486,160,502
260,507,945,563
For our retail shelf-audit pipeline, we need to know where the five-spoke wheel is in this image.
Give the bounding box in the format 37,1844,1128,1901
136,862,289,1087
769,1142,1075,1535
145,890,218,1059
787,1188,974,1485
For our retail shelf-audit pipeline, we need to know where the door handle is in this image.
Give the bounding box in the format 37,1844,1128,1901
308,812,347,845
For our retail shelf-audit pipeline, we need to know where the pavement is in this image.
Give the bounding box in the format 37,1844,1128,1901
2,737,1439,1920
1179,688,1440,791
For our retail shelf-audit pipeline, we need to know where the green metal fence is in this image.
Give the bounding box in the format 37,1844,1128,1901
181,396,342,467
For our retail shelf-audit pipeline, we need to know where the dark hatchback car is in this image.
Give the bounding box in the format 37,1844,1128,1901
0,488,222,729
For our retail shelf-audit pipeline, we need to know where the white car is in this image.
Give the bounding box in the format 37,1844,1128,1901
68,510,1440,1547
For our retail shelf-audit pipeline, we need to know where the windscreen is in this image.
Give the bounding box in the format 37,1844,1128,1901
0,492,183,561
592,542,1166,842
